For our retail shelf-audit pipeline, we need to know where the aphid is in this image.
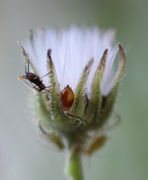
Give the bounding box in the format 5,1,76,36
60,85,74,111
18,59,48,92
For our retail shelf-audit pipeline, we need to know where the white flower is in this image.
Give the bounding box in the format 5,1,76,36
22,27,120,96
19,26,126,155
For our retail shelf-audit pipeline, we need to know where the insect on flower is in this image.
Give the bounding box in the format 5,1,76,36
18,26,127,180
19,27,126,158
18,59,50,92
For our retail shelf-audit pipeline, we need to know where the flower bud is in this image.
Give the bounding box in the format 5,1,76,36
19,27,126,154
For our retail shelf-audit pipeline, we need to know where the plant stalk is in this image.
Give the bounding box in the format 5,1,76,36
65,149,84,180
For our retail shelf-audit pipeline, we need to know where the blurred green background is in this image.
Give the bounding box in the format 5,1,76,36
0,0,147,180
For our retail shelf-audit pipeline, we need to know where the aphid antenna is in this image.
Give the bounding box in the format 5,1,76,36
25,58,30,74
27,59,30,73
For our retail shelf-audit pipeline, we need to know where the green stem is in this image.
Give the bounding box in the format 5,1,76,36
65,150,84,180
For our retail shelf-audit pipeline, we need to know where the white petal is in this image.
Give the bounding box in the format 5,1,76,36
22,27,117,95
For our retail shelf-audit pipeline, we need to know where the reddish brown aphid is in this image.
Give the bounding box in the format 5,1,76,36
18,59,48,92
60,85,74,111
18,72,46,92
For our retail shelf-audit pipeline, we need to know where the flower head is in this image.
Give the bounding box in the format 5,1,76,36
19,27,126,154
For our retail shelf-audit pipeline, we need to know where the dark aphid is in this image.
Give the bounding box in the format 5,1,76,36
18,72,46,91
60,85,74,111
18,60,48,92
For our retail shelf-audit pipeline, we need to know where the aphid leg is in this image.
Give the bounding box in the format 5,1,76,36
22,79,34,88
31,85,40,91
23,80,39,91
29,81,40,91
40,72,50,79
